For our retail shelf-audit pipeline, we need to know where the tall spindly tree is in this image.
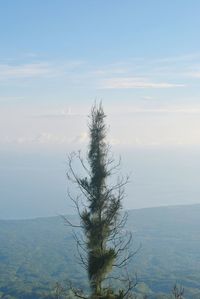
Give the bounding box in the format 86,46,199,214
66,104,135,299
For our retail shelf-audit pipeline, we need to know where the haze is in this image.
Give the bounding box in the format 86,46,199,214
1,1,200,219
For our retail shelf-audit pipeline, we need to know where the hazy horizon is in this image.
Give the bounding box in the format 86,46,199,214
1,1,200,219
1,145,200,219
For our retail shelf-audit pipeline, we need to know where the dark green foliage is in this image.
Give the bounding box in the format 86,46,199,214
75,104,124,296
88,248,116,281
67,104,133,298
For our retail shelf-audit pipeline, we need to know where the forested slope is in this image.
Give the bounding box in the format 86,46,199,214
0,204,200,298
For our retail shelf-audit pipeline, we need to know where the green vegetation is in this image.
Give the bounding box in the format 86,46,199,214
0,204,200,298
66,104,133,299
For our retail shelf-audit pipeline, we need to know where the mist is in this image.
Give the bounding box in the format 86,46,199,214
1,146,200,219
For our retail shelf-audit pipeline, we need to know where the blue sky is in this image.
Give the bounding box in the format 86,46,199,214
1,1,200,60
1,1,200,218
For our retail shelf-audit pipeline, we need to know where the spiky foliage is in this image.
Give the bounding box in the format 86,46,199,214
67,104,133,299
79,104,120,295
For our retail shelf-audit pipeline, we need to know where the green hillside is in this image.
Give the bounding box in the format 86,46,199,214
0,204,200,298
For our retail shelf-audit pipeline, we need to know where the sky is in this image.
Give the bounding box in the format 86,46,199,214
1,1,200,218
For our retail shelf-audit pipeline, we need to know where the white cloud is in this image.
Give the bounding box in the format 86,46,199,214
34,132,67,144
73,132,89,144
118,104,200,115
0,63,53,80
101,77,185,89
0,131,90,146
35,108,84,119
0,55,194,88
186,71,200,78
0,59,85,81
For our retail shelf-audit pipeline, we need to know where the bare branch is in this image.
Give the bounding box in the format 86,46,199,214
172,284,184,299
68,281,88,299
65,104,135,298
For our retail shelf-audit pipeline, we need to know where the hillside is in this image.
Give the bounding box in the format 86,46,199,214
0,204,200,298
